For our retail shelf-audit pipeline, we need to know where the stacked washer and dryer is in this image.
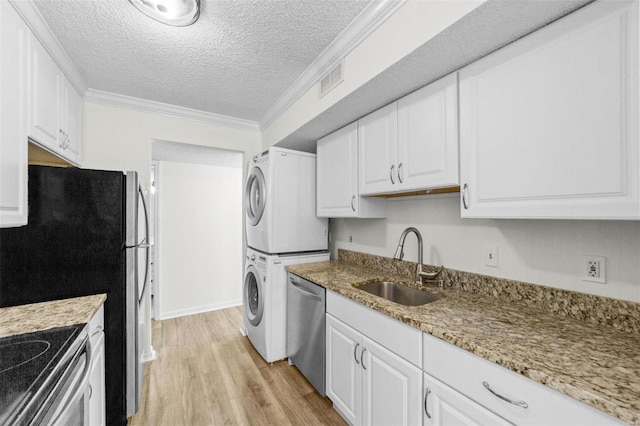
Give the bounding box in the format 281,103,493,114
243,147,329,363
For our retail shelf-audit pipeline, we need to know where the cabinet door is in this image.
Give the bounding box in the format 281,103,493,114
317,123,358,217
89,331,106,426
326,314,362,425
0,1,28,227
358,103,398,196
29,34,62,151
61,78,82,165
361,336,422,426
423,372,512,426
459,0,639,219
397,73,459,192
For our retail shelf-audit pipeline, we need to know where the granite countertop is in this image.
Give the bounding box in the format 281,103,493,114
0,294,107,337
287,258,640,425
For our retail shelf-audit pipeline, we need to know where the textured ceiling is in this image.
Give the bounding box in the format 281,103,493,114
33,0,371,122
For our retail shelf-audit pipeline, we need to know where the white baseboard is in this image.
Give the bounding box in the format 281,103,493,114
157,299,242,320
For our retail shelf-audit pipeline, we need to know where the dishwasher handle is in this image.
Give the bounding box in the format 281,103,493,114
289,276,323,301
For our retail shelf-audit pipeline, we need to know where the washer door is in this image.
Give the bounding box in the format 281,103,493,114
244,266,264,326
245,167,266,226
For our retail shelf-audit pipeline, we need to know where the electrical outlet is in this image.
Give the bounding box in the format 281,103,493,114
582,255,606,284
484,246,498,267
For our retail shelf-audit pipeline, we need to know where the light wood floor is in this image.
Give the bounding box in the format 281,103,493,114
128,306,346,426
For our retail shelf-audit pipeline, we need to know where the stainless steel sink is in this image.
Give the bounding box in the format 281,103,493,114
355,281,440,306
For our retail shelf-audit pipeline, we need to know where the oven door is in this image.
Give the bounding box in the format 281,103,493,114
36,339,92,426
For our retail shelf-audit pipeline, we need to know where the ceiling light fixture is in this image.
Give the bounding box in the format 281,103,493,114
129,0,200,27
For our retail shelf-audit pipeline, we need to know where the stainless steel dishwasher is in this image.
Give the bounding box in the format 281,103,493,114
286,272,326,396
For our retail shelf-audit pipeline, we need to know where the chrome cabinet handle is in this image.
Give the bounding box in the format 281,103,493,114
462,183,469,210
398,162,403,183
360,347,367,370
483,381,528,409
424,388,431,419
390,165,395,184
59,129,64,148
351,195,356,212
354,343,360,364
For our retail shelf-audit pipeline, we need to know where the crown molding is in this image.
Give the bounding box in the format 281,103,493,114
84,89,260,132
258,0,407,131
9,0,88,95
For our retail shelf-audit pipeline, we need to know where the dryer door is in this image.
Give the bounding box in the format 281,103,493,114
245,167,266,226
244,265,264,326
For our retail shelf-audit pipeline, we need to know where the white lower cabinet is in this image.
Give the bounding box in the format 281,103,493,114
88,305,106,426
423,372,512,426
361,336,422,426
326,291,422,426
326,314,361,424
423,333,625,426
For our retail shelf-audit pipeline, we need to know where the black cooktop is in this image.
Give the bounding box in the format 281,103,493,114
0,325,84,425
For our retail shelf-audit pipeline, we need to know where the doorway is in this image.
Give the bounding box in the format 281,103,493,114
151,141,243,320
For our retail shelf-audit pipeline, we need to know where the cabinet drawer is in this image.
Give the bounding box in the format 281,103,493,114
423,333,624,426
327,290,421,367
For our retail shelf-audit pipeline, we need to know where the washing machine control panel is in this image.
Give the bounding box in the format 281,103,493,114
247,254,268,273
251,151,269,165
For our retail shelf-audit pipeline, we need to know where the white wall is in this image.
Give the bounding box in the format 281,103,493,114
82,101,261,180
261,0,485,148
157,161,242,319
332,195,640,302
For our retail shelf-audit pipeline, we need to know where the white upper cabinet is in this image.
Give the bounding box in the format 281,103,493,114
359,73,459,196
358,102,398,195
28,33,81,166
61,77,82,164
459,0,639,219
0,1,28,227
397,73,459,192
29,33,62,151
317,123,386,218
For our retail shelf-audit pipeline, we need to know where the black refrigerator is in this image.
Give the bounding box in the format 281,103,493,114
0,165,149,426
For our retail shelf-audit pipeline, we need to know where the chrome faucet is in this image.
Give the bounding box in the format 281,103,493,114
393,227,443,285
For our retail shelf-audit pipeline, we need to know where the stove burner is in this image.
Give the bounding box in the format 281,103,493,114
0,341,51,374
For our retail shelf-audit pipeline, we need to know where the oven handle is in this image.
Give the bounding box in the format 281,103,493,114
50,339,92,426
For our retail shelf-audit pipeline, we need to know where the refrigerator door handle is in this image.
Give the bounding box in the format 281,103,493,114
125,243,153,249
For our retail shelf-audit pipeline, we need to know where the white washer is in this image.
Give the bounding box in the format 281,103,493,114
245,147,328,254
243,247,329,363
